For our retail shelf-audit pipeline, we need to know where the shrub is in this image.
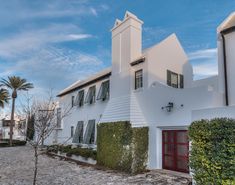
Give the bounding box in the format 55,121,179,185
47,145,97,160
189,118,235,185
97,121,148,174
0,139,26,147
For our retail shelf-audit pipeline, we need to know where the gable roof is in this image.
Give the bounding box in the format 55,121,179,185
57,67,111,97
217,12,235,33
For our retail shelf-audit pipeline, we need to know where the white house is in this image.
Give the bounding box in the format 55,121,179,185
0,115,26,141
46,11,235,174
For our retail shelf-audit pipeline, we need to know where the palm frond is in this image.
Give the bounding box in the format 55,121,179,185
1,76,34,91
0,88,10,108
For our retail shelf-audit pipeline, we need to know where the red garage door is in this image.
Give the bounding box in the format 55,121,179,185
162,130,189,173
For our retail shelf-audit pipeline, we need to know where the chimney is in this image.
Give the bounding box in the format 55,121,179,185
111,11,143,74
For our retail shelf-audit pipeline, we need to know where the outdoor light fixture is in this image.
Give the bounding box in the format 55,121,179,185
162,102,174,112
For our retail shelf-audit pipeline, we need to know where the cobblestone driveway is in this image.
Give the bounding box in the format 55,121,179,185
0,146,191,185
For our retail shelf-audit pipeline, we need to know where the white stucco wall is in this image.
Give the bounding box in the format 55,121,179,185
223,32,235,105
192,105,235,121
132,81,223,169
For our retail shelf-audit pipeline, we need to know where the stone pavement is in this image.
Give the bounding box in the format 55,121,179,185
0,146,191,185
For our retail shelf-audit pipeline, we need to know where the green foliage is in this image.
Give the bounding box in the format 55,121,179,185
26,115,35,140
0,88,9,108
0,139,26,147
189,118,235,185
47,145,97,160
97,121,148,173
132,127,149,173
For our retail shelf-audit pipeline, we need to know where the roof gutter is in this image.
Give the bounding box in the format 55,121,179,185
220,26,235,106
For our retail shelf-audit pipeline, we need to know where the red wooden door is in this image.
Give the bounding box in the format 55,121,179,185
162,130,189,173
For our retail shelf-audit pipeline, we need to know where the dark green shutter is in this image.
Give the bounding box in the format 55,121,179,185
78,90,84,107
167,70,171,86
84,120,95,144
72,121,84,143
180,74,184,88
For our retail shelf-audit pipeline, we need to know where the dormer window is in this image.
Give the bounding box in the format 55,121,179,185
75,90,84,107
97,80,110,101
135,69,143,89
85,86,96,104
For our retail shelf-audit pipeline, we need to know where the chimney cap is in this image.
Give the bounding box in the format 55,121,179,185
111,10,143,31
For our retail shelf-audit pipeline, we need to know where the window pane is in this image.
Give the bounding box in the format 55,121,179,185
164,156,174,168
177,145,188,156
164,144,174,155
177,158,188,171
171,73,178,87
177,131,188,143
135,70,143,89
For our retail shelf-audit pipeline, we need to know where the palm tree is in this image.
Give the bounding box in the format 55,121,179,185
1,76,33,146
0,88,9,108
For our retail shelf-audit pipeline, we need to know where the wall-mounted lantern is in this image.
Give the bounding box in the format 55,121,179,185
161,102,174,112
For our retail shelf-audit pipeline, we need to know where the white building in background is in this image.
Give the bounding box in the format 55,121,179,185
46,11,235,173
0,115,26,141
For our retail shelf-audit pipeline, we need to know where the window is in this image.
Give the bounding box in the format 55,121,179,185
84,120,95,144
71,96,75,107
85,86,96,104
135,69,143,89
167,70,184,89
75,90,84,107
72,121,84,143
167,70,178,88
71,126,74,137
97,81,110,101
56,108,62,128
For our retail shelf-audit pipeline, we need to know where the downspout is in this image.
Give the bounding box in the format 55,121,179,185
220,26,235,106
220,33,229,106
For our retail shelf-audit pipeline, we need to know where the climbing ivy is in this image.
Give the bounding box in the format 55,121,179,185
189,118,235,185
97,121,148,173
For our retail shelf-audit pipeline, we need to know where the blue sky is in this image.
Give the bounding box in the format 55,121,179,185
0,0,234,102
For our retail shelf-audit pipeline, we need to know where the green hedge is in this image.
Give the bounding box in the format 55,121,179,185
47,145,97,160
0,139,26,147
97,121,148,174
189,118,235,185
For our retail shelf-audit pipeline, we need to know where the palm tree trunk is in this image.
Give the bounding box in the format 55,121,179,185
9,97,15,146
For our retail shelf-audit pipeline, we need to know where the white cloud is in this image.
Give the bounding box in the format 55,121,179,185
0,24,92,59
188,48,218,79
193,62,218,79
188,48,217,60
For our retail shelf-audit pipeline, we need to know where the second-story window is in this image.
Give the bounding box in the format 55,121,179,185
167,70,184,88
135,69,143,89
97,80,110,101
85,86,96,104
167,70,178,88
71,96,75,107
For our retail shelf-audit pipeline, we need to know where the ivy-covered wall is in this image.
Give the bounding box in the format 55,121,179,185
97,121,148,174
189,118,235,185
